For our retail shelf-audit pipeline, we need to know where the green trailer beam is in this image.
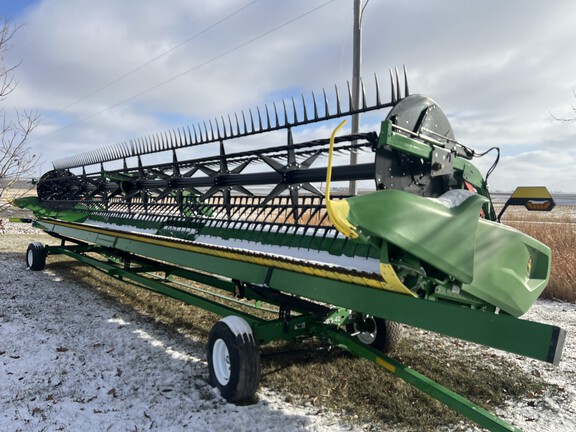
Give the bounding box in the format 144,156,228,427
269,268,565,365
326,329,522,432
34,218,565,365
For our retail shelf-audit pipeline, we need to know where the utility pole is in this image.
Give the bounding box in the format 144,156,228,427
349,0,362,195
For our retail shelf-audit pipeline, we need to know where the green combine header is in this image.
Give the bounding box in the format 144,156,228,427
14,68,565,431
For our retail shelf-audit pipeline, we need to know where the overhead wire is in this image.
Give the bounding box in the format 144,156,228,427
43,0,262,121
34,0,339,142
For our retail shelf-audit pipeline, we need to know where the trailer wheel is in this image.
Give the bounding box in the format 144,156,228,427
347,314,402,354
208,316,261,403
26,242,46,271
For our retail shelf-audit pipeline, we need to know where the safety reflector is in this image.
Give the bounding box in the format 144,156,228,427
497,186,556,220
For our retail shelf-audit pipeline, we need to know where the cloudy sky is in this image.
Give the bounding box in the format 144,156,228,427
2,0,576,192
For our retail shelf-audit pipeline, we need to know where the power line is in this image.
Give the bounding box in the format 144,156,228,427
44,0,261,121
36,0,338,142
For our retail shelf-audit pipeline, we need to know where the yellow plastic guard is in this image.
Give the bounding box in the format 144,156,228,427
325,120,359,239
510,186,552,199
380,263,418,297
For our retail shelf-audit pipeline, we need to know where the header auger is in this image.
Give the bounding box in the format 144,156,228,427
14,67,564,431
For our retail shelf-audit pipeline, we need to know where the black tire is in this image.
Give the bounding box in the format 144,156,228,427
346,314,402,354
26,242,46,271
208,316,261,403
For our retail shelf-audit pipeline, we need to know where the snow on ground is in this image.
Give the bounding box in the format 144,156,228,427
0,250,356,432
493,301,576,431
1,219,575,431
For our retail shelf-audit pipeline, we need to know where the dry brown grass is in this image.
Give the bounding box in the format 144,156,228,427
501,206,576,302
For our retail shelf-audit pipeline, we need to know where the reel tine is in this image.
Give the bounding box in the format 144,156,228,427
105,146,115,161
282,100,289,126
91,149,101,166
218,118,225,139
322,88,329,116
115,143,125,159
335,84,342,115
264,104,271,129
178,126,186,147
234,112,241,135
301,93,308,122
403,64,410,96
152,133,160,153
126,141,134,158
203,121,210,142
347,81,353,111
390,69,397,102
227,114,234,137
157,132,163,152
197,122,204,142
241,111,248,134
209,119,217,140
170,130,177,150
375,73,382,106
128,138,137,157
217,118,223,140
171,129,178,150
109,145,119,160
185,125,192,145
311,91,319,120
257,106,263,130
361,77,367,109
145,135,153,153
249,108,256,132
162,130,170,151
273,102,280,128
395,67,401,100
136,137,144,155
209,119,215,141
220,116,227,139
192,124,199,143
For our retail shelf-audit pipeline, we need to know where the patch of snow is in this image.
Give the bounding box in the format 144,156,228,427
220,316,255,341
0,253,353,432
194,235,381,275
428,189,477,208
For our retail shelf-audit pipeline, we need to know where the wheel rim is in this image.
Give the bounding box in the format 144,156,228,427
354,316,377,345
27,249,34,267
212,338,231,385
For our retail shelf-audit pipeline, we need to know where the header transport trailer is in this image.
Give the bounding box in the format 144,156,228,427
14,68,565,431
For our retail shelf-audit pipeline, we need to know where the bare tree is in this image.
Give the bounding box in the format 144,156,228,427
0,18,40,219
